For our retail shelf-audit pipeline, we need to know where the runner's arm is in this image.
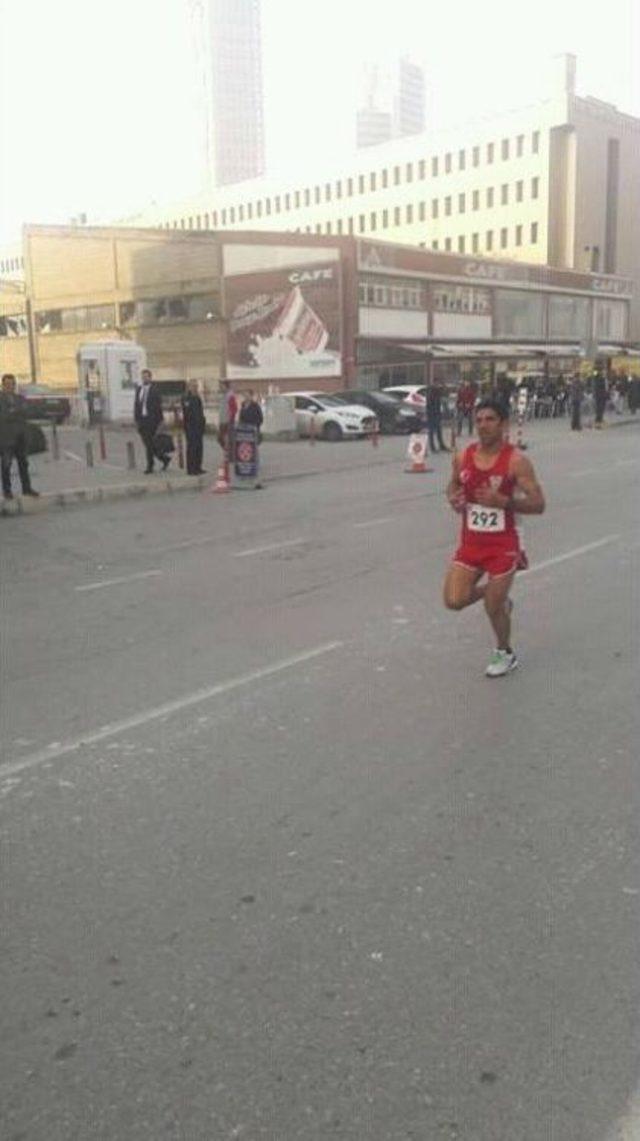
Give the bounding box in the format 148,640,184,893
446,452,465,512
509,454,545,514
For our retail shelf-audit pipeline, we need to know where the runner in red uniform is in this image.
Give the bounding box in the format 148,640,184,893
443,398,545,676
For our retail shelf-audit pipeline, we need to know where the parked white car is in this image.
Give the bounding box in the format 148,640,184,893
286,392,378,441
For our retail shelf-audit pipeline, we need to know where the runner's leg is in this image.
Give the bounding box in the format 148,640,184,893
443,563,485,610
483,571,516,650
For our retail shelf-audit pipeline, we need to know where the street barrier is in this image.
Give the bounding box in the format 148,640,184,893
85,440,94,468
98,424,107,461
177,432,185,470
126,441,136,470
51,423,60,461
233,424,261,489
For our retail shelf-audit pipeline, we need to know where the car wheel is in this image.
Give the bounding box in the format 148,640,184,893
322,421,343,442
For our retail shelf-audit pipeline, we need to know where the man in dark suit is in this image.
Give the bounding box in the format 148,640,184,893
134,368,165,473
180,380,207,475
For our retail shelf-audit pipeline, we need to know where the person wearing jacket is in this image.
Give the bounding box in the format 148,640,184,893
238,390,264,437
0,373,39,498
134,368,167,473
180,380,207,475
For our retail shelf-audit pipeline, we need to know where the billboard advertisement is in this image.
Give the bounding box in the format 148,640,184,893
225,261,342,380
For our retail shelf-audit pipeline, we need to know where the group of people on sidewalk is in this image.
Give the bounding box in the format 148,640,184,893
133,373,263,476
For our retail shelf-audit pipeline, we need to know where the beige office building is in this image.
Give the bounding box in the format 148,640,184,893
0,225,223,387
125,55,640,339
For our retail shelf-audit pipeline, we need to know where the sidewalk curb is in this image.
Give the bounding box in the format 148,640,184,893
0,452,421,516
1,474,209,517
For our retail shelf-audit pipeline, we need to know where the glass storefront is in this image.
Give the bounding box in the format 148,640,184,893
493,289,545,337
548,294,590,339
594,298,627,340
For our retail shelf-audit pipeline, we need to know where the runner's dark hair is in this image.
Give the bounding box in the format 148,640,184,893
475,398,509,420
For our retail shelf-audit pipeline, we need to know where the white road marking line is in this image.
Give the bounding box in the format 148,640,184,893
522,535,620,577
234,538,306,558
353,517,394,529
63,450,83,463
0,642,343,779
616,458,640,467
75,570,162,592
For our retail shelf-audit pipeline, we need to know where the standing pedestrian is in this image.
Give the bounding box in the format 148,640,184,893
0,373,39,499
569,373,584,430
134,369,167,473
593,367,608,429
456,379,477,437
238,390,264,438
425,380,449,453
218,379,238,454
180,380,207,475
629,375,640,414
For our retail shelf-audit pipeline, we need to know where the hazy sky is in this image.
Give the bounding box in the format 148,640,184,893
0,0,638,246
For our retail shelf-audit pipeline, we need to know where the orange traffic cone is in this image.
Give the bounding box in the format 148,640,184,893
406,433,433,473
213,459,231,493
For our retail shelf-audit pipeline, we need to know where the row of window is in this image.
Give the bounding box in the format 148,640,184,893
358,279,627,339
3,291,627,344
0,256,24,275
292,213,539,252
0,313,28,337
161,133,542,232
358,278,492,316
432,223,539,254
34,293,220,335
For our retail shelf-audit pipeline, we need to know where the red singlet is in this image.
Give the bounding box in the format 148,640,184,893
453,442,526,578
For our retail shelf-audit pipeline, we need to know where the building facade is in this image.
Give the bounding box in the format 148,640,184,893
124,58,640,338
0,225,223,388
188,0,265,189
4,225,633,397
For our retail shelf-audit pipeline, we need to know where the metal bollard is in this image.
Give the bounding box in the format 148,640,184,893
126,441,136,470
51,422,60,461
309,415,316,445
177,432,185,470
85,440,94,468
98,423,107,461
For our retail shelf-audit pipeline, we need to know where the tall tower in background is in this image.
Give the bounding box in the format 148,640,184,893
188,0,265,189
356,57,425,149
394,57,425,138
356,64,393,148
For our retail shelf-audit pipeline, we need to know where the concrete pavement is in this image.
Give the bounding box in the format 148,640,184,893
1,421,639,1140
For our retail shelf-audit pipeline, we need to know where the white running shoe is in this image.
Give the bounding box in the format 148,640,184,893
485,649,519,678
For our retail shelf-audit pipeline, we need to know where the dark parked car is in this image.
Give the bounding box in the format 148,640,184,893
18,384,72,424
331,389,422,434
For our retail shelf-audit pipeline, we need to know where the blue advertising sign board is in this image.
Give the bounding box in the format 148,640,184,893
233,424,259,483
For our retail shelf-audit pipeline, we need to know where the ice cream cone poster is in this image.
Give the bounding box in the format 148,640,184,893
225,263,342,379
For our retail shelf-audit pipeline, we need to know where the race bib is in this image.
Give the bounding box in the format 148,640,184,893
466,504,506,533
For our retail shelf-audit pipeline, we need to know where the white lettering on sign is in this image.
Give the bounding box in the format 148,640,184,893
463,261,508,281
591,277,628,295
289,268,334,284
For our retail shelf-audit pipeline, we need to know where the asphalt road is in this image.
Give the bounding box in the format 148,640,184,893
1,424,639,1141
